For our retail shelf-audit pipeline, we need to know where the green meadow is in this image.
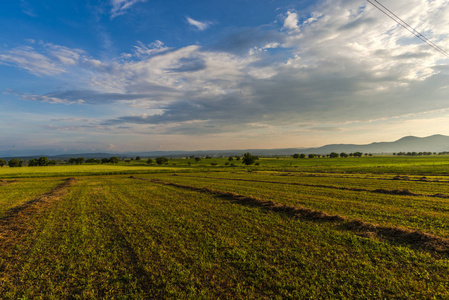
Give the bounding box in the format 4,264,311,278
1,156,449,298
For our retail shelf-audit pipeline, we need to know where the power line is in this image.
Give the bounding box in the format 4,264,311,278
367,0,449,58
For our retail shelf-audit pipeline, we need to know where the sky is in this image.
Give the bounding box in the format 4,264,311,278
1,0,449,155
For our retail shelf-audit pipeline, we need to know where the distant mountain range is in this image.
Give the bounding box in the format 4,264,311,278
2,134,449,159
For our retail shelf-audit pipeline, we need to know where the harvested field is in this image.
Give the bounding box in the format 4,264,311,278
0,157,448,298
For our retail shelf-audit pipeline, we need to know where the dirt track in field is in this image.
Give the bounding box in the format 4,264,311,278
0,180,18,187
0,178,76,250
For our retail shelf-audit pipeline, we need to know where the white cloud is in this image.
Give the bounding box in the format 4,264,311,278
0,42,85,76
283,11,299,31
110,0,146,18
129,40,171,58
186,17,212,31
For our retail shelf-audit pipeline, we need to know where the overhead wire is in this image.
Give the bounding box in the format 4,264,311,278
367,0,449,58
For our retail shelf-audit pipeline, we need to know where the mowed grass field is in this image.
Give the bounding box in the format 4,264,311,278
1,156,449,298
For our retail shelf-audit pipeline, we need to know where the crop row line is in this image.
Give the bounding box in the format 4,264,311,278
177,175,449,199
0,179,18,186
0,178,77,252
132,176,449,257
271,171,449,183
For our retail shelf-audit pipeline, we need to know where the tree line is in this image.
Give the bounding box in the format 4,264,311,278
292,152,370,159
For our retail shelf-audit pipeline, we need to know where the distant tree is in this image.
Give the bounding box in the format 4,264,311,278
156,157,168,165
109,156,119,164
308,154,315,159
300,154,306,159
205,155,212,159
8,158,22,168
236,156,241,161
68,157,76,165
211,162,218,166
86,158,99,164
136,156,141,161
147,158,154,165
48,160,57,166
38,156,49,166
242,152,258,165
101,158,110,164
195,157,201,162
353,152,363,157
0,159,6,167
293,153,300,159
228,157,234,161
329,152,339,158
340,152,348,158
28,159,38,167
76,157,85,165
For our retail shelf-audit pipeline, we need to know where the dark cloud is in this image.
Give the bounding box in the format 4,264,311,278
339,17,376,31
168,57,207,73
211,27,285,54
99,64,449,135
35,90,150,104
394,52,432,59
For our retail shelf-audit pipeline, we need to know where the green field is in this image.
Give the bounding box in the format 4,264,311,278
1,157,449,298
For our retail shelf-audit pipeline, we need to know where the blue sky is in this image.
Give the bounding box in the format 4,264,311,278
1,0,449,155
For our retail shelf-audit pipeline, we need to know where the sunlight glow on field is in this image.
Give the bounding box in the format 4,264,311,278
0,165,185,178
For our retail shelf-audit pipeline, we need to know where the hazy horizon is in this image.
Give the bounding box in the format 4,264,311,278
1,0,449,153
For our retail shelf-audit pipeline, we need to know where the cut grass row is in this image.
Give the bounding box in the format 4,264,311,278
1,175,448,298
190,171,449,195
0,178,64,218
140,174,449,238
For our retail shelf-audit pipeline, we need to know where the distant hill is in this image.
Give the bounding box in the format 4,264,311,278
305,134,449,155
1,134,449,159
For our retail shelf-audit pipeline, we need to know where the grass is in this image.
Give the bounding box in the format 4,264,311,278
0,165,186,179
0,178,63,218
1,156,449,298
142,173,449,238
1,176,448,298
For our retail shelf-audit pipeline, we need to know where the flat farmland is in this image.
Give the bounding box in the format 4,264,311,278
0,158,449,298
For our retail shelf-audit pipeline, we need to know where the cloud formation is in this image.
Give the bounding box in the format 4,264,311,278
2,0,449,148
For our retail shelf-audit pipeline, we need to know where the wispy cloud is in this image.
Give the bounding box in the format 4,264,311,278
110,0,146,18
186,17,212,31
20,0,37,17
0,42,84,76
